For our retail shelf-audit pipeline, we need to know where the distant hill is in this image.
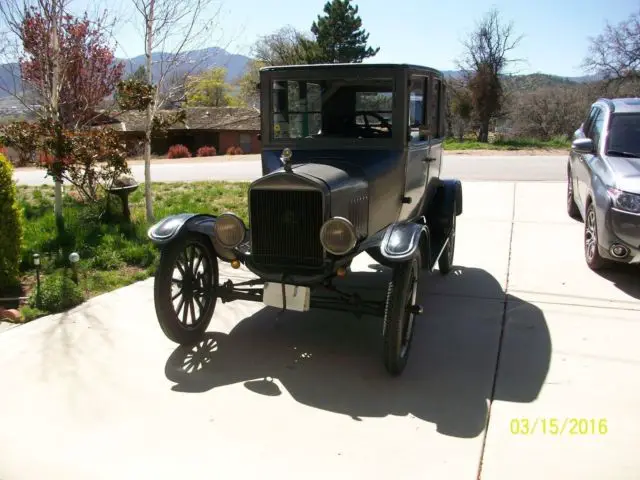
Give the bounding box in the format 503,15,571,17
442,70,601,86
0,46,251,103
0,49,601,113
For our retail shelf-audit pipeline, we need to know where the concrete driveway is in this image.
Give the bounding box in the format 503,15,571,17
1,181,638,479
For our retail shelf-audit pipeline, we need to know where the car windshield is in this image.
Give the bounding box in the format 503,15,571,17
271,78,393,140
607,113,640,155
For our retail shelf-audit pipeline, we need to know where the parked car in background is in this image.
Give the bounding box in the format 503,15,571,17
567,97,640,270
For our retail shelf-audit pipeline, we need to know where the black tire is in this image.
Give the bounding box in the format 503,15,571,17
438,200,456,275
584,202,609,271
154,232,219,345
383,253,421,376
567,168,581,219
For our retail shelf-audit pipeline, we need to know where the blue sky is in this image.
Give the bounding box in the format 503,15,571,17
74,0,638,77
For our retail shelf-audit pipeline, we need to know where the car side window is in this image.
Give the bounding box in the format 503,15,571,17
590,110,605,149
583,107,597,134
408,75,427,142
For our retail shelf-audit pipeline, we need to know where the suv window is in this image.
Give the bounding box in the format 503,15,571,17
607,113,640,154
589,109,605,148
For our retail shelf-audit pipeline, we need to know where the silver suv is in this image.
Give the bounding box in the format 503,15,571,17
567,97,640,269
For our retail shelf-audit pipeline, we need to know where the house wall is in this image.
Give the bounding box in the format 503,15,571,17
219,130,261,154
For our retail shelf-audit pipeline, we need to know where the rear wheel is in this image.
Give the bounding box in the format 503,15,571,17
383,253,421,376
154,232,219,345
567,168,581,219
438,200,456,275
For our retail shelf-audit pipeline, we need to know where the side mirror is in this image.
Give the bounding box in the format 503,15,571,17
571,138,594,154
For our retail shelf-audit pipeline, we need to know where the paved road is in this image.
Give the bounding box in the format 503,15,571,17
1,181,639,479
12,154,568,186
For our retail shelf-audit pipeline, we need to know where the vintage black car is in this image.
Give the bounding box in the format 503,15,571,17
148,63,463,375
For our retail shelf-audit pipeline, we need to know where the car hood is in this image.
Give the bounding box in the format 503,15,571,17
291,161,364,188
607,155,640,194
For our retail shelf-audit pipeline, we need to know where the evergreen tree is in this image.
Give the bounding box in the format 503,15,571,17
130,65,148,82
310,0,379,63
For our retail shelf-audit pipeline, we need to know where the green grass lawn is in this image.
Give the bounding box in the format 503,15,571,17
443,136,571,150
15,181,249,321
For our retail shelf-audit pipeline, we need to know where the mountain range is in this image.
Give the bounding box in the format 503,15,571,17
0,46,600,112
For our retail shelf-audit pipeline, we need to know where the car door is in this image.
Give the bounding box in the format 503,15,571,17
401,74,430,219
576,108,604,211
571,107,596,209
426,75,444,203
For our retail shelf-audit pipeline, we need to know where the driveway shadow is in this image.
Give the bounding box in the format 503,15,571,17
595,263,640,300
164,266,551,438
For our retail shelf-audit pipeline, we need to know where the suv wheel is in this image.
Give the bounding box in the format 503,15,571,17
584,202,609,270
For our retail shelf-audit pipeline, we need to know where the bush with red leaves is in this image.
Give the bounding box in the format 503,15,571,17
225,146,245,155
167,144,191,159
196,145,217,157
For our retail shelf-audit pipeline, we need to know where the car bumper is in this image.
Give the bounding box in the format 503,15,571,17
598,207,640,264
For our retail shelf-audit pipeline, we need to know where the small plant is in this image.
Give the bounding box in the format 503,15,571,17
29,270,84,313
167,144,192,159
196,145,217,157
0,153,24,291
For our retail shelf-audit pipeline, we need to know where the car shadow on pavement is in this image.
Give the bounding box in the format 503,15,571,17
164,266,551,439
595,264,640,300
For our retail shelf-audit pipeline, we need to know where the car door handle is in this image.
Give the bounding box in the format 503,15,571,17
423,156,436,162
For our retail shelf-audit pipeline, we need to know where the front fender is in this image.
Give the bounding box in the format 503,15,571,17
147,213,216,245
147,213,237,262
377,221,428,264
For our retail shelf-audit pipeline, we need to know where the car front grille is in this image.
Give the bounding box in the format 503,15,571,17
250,189,325,269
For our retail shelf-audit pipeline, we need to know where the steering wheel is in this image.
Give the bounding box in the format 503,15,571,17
353,112,393,135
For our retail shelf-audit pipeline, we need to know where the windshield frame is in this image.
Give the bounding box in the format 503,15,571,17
260,66,408,150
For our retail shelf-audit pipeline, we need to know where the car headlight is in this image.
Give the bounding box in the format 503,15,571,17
608,188,640,214
320,217,357,256
213,213,246,248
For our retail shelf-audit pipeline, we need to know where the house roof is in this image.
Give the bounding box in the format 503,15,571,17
100,106,261,132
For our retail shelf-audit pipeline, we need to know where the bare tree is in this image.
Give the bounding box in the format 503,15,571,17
127,0,228,222
457,8,523,142
509,85,592,140
583,9,640,89
252,25,319,66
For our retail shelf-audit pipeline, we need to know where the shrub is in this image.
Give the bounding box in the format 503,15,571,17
225,145,245,155
196,145,217,157
0,154,24,291
29,270,84,313
167,144,191,159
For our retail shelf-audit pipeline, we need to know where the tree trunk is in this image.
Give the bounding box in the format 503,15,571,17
143,0,155,223
478,117,490,143
144,122,154,222
54,180,63,219
51,3,64,224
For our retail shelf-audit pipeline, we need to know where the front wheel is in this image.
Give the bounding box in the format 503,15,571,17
383,254,421,376
584,203,609,271
154,232,219,345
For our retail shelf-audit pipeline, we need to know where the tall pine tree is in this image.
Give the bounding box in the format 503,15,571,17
310,0,379,63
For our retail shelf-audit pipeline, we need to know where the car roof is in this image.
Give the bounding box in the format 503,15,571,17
260,62,443,76
595,97,640,114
